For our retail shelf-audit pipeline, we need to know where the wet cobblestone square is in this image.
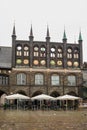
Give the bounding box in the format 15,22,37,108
0,109,87,130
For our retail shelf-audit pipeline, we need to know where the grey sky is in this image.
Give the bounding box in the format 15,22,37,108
0,0,87,61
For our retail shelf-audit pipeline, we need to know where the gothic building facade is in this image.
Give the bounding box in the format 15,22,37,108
0,25,83,98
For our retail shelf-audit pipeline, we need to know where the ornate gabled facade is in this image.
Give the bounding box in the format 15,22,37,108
0,25,83,99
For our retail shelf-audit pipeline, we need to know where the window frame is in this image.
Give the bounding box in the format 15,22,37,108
35,73,44,85
67,75,76,86
51,74,60,86
16,73,26,85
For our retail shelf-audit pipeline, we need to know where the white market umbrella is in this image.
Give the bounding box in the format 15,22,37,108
56,94,81,100
31,94,55,101
5,93,30,100
56,94,81,110
5,93,30,110
31,94,55,109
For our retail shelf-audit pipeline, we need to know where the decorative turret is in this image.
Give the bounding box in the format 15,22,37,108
46,25,50,42
11,23,16,67
78,30,83,68
62,29,67,43
29,24,34,41
78,31,83,43
12,24,16,41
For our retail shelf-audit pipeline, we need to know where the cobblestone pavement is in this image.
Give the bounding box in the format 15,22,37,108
0,109,87,130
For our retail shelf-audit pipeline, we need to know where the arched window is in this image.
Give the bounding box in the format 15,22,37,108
50,47,56,58
33,46,39,57
40,46,46,57
35,73,44,85
51,74,60,86
16,45,22,56
24,45,29,56
57,47,63,58
0,74,9,85
67,48,72,59
17,73,26,85
67,75,76,86
74,48,79,59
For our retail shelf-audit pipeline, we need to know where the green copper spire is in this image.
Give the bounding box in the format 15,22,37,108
46,25,50,42
63,29,67,40
62,28,67,43
79,31,83,41
30,24,33,37
12,22,16,36
29,24,34,41
47,25,50,37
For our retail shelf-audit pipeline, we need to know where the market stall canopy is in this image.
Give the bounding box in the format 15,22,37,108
56,94,81,100
5,93,30,100
31,94,55,101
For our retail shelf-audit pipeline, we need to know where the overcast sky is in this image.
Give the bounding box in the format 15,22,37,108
0,0,87,61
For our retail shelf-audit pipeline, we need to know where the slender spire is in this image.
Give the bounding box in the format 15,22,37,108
12,22,16,42
47,25,50,37
30,24,33,36
78,30,83,41
46,25,50,42
29,24,34,41
62,28,67,43
12,23,16,36
63,29,67,39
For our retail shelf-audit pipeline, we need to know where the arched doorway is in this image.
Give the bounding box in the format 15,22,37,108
50,91,60,97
